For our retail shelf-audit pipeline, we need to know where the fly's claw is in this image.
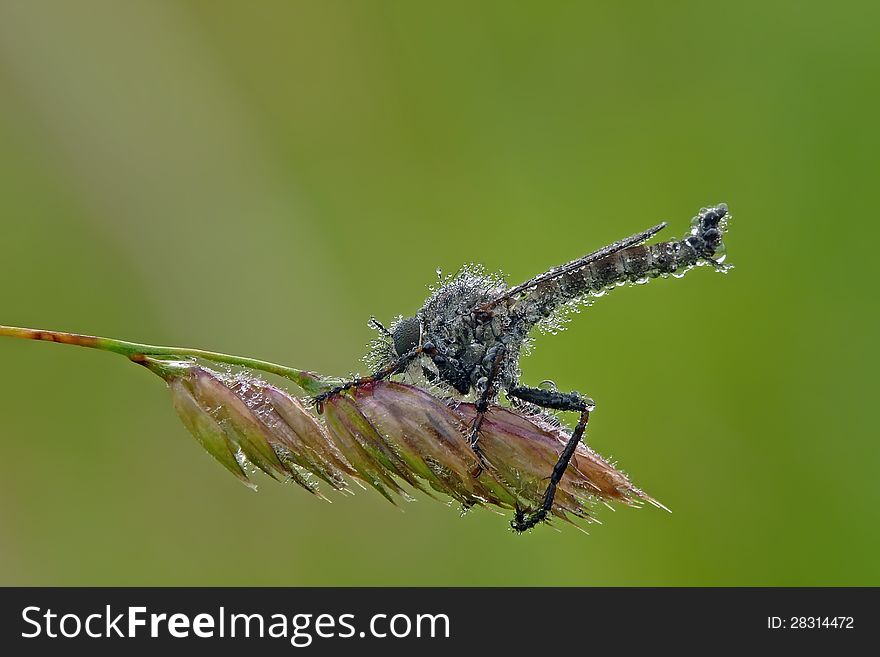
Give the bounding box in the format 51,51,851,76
510,506,549,533
313,387,343,414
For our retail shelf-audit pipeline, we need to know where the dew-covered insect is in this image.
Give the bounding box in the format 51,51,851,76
0,203,730,534
316,203,731,531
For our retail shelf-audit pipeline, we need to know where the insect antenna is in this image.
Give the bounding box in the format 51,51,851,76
368,316,393,337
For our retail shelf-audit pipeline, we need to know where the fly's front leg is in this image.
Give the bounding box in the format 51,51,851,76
313,343,436,412
506,385,594,532
466,344,506,476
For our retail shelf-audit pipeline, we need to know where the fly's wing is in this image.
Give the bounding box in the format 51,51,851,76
485,221,667,308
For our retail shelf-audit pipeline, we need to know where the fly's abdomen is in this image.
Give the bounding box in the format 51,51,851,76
513,204,729,326
526,241,696,305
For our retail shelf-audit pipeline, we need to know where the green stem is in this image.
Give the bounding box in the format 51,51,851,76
0,324,334,395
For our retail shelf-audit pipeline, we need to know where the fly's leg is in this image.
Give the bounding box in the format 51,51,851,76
506,385,594,532
313,344,436,411
466,344,507,476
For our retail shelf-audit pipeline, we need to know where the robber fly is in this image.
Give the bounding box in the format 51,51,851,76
316,204,730,531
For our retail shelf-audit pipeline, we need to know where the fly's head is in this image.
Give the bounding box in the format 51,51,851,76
365,315,422,372
364,313,448,392
390,315,421,358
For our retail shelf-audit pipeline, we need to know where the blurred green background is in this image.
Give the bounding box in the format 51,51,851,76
1,1,877,586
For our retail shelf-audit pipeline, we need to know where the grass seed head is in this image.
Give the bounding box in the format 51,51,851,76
159,359,345,496
158,358,661,526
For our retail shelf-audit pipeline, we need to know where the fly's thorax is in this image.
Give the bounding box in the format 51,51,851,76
416,307,522,397
412,265,511,395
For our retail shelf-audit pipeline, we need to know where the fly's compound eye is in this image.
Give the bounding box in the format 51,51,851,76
392,316,421,357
